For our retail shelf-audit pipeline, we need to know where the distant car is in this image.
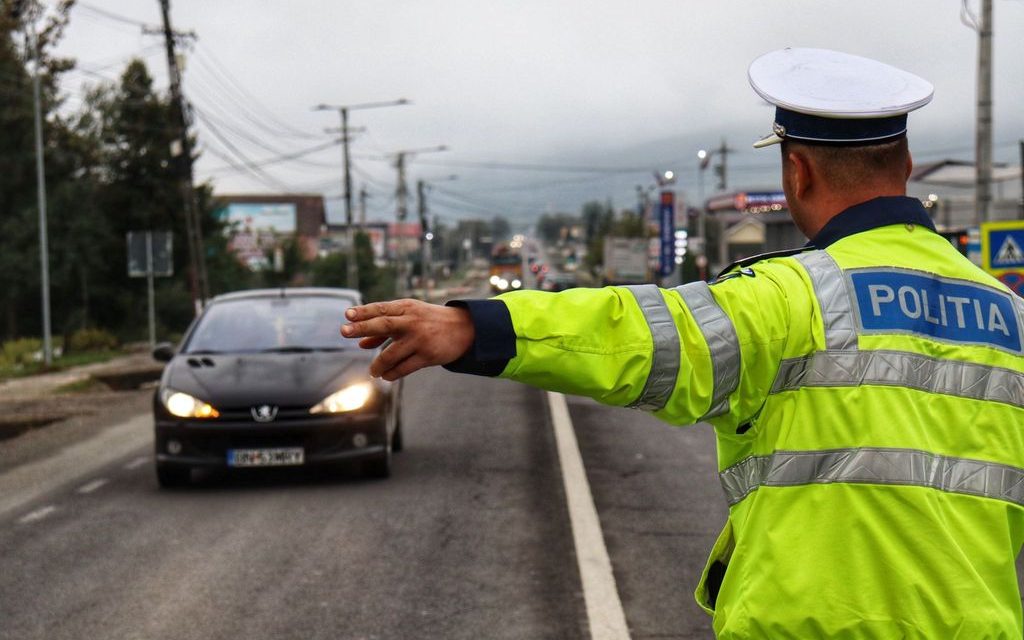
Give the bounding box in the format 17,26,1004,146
541,272,578,292
151,288,402,488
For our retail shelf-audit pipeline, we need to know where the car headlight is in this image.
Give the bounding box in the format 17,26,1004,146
162,389,219,418
310,382,374,414
497,278,509,290
489,275,500,285
511,279,522,289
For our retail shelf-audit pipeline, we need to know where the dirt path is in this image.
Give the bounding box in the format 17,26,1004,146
0,352,160,402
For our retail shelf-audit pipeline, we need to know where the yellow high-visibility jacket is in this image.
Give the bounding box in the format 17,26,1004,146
455,197,1024,638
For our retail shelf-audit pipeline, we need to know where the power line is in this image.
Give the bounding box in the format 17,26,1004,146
77,2,150,28
189,101,336,167
413,158,654,174
431,185,537,215
457,172,624,195
351,164,396,194
74,11,144,36
73,44,166,76
194,109,293,192
202,138,342,175
192,46,321,140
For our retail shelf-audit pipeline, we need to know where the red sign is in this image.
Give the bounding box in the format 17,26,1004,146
997,271,1024,298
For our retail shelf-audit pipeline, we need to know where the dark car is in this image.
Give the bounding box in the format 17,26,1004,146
151,288,402,488
540,271,577,292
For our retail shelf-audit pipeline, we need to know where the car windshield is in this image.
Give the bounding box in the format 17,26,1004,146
184,296,357,354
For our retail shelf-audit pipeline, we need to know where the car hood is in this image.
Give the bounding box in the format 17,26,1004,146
162,350,374,408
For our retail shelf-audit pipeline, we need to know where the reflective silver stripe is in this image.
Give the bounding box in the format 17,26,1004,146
625,285,680,411
771,349,1024,409
1016,296,1024,344
720,447,1024,508
674,282,740,419
795,251,858,351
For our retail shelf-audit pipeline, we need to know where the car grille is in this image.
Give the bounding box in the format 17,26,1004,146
214,406,318,423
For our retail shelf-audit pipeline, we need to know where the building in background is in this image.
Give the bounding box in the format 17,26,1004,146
909,160,1023,229
214,194,325,271
705,190,802,272
387,222,423,262
320,222,389,266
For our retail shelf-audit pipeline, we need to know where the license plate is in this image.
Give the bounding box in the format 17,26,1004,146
227,447,304,467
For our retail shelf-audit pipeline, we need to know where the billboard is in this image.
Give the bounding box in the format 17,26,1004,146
217,202,299,271
219,202,297,233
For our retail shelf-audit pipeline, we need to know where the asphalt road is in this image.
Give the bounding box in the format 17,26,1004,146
0,367,727,640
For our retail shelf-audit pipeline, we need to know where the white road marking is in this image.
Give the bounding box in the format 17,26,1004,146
0,412,151,520
547,391,631,640
76,478,108,494
124,456,149,470
18,505,56,525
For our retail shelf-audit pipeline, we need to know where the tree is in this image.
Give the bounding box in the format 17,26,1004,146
0,1,76,340
490,215,510,243
309,232,395,302
535,213,580,246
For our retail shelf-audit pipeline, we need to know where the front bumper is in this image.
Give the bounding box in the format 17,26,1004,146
154,412,388,468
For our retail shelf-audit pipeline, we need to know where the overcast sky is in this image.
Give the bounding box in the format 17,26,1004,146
54,0,1024,226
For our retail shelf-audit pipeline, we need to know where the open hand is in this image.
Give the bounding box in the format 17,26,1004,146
341,299,474,381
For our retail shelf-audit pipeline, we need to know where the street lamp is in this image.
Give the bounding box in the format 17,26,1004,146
313,98,410,291
13,1,53,365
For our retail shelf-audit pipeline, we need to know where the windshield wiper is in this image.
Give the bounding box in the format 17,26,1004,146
260,346,348,353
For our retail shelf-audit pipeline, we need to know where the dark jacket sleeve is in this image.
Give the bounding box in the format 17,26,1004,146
441,299,516,377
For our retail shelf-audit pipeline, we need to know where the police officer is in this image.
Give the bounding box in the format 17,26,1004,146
343,48,1024,638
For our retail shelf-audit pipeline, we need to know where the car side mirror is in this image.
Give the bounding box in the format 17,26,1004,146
152,342,176,363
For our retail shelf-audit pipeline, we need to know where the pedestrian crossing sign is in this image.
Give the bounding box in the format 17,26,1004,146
981,220,1024,275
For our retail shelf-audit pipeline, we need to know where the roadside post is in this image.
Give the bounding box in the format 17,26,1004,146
981,220,1024,297
128,231,174,348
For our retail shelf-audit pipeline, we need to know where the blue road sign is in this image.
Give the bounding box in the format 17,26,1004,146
659,191,674,277
982,221,1024,274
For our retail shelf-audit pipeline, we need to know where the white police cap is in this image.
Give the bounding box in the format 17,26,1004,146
748,48,934,149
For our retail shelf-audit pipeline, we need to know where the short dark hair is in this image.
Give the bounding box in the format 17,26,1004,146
781,136,909,191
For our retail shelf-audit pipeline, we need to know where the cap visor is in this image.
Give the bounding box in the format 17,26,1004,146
753,133,783,149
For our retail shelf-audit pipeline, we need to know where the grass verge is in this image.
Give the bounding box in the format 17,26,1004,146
0,350,122,381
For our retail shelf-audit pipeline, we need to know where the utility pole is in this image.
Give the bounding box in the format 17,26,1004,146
395,153,409,295
1019,139,1023,216
966,0,994,224
714,138,733,192
157,0,207,309
340,107,356,289
358,185,368,227
313,99,408,293
387,145,447,296
17,2,53,365
417,180,429,294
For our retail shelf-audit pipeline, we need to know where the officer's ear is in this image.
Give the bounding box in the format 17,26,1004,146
785,148,813,200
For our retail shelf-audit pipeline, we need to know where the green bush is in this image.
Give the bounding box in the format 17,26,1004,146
68,328,119,352
1,338,43,367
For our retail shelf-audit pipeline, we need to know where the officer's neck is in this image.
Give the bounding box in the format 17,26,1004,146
798,183,908,240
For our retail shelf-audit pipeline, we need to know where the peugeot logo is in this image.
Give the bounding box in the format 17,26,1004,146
251,404,278,423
